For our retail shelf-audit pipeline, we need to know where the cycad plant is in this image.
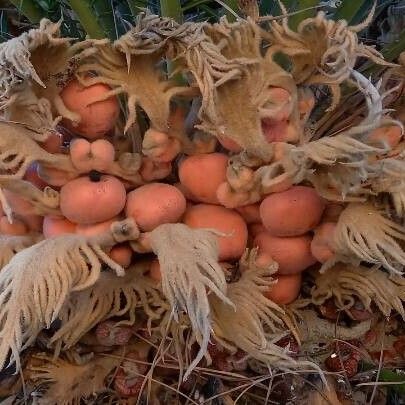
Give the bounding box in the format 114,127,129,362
0,0,405,404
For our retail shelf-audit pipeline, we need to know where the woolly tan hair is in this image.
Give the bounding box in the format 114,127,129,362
0,219,139,371
2,95,59,134
217,69,392,207
243,68,396,202
290,70,390,171
391,188,405,217
311,264,405,319
76,11,194,133
51,262,168,349
0,19,101,127
295,133,385,167
0,234,42,269
209,250,297,366
370,159,405,216
0,121,76,180
0,120,143,187
264,54,398,203
0,178,60,217
328,203,405,274
148,223,231,379
188,18,298,160
307,166,370,203
265,3,393,110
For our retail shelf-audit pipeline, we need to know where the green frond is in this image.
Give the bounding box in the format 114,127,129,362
9,0,44,23
333,0,369,24
67,0,106,38
288,0,319,30
160,0,183,22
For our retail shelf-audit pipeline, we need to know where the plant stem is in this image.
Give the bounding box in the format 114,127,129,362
9,0,44,23
160,0,183,23
68,0,106,39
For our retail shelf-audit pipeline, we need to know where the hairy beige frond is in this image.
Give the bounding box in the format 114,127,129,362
330,203,405,274
0,178,60,216
294,134,384,166
2,93,59,132
0,120,141,185
148,223,231,379
52,262,168,349
0,19,62,96
293,70,388,168
266,4,393,109
0,234,42,269
307,166,370,202
0,121,76,180
78,45,180,133
0,19,103,129
391,188,405,216
370,159,405,215
371,155,405,182
0,219,139,371
218,69,390,204
77,11,194,134
210,250,296,366
311,264,405,319
191,19,297,160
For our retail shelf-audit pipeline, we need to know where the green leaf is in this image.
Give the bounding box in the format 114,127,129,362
360,29,405,76
182,0,212,12
91,0,118,40
160,0,183,23
259,0,278,16
349,0,386,26
357,364,405,396
199,4,221,21
160,0,185,85
377,369,405,395
0,10,11,43
382,30,405,63
334,0,368,24
288,0,319,31
221,0,239,22
67,0,107,38
267,1,284,16
9,0,45,23
127,0,146,18
280,0,297,9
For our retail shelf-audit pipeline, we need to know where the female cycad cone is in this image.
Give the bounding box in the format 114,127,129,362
0,7,403,403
